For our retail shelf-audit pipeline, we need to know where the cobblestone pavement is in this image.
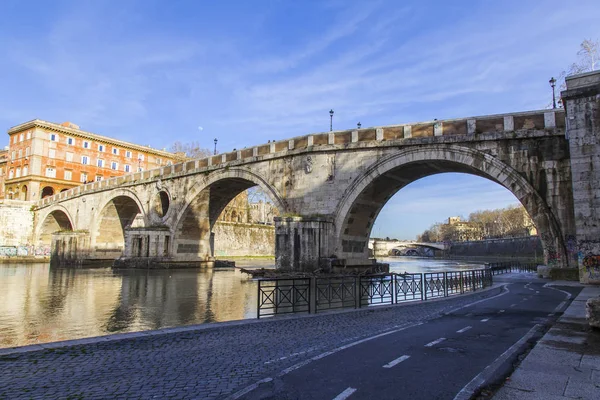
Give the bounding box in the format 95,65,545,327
0,287,503,399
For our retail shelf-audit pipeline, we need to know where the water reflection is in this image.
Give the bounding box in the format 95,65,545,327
0,263,261,348
0,257,483,348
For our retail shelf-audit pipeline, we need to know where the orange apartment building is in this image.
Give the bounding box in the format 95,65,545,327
4,120,187,201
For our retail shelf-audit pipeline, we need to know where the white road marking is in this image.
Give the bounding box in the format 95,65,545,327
480,318,490,322
536,291,540,294
231,286,516,399
498,310,505,313
548,313,555,317
383,355,410,368
510,304,516,307
425,337,446,347
443,284,510,316
453,324,544,400
457,326,472,333
333,387,357,400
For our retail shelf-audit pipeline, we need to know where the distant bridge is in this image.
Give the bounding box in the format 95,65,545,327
368,240,447,256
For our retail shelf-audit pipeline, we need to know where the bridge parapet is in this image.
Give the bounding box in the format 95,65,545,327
37,109,565,209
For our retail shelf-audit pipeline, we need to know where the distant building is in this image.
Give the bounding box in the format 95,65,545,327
3,120,186,200
0,148,8,199
444,216,481,242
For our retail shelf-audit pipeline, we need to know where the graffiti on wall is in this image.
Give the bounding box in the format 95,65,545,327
583,254,600,280
0,245,51,258
565,234,578,262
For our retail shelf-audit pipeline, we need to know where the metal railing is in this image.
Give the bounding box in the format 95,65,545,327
488,261,538,275
257,278,311,318
257,268,493,318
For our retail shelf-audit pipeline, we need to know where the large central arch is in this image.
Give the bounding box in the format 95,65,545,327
334,144,567,267
172,168,286,262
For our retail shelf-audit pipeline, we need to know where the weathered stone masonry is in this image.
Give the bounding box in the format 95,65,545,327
562,71,600,283
32,71,600,283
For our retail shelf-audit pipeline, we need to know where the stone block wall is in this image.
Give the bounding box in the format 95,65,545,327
448,236,543,259
0,200,34,246
213,222,274,257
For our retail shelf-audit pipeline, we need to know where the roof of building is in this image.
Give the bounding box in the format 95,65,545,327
7,119,187,160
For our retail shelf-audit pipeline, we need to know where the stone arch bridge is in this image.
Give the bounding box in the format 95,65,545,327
34,71,600,283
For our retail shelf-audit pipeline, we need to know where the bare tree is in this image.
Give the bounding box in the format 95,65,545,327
552,38,600,103
169,141,211,159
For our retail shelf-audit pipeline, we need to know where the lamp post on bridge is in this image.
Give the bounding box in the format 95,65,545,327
214,138,218,155
549,77,557,109
357,122,361,129
329,109,334,132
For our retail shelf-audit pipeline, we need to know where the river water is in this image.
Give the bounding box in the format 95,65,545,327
0,257,485,349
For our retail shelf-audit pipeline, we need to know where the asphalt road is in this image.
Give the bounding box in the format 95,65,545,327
242,280,581,400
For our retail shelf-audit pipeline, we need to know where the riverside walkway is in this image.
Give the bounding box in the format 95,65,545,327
0,286,503,399
0,274,587,399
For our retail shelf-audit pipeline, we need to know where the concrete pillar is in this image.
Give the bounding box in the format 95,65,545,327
562,70,600,284
50,231,90,267
274,216,334,272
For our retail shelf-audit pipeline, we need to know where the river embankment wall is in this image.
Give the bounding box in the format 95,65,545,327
448,236,542,260
0,200,274,260
213,221,275,257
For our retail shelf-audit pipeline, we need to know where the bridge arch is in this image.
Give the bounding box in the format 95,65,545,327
172,168,286,261
93,190,146,259
334,144,567,267
35,205,74,245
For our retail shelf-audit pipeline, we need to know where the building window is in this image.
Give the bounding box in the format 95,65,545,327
124,164,131,173
13,136,16,144
126,150,132,158
64,170,72,180
156,158,162,165
97,159,104,168
111,161,118,170
95,175,103,182
9,169,14,179
11,151,15,160
23,166,28,176
138,154,145,161
26,131,31,140
45,167,56,178
112,148,119,155
98,144,105,152
66,152,73,162
80,172,88,183
25,147,30,157
83,141,90,149
18,149,22,159
81,156,89,165
16,168,21,178
50,133,58,141
48,149,56,158
67,137,74,145
19,133,24,142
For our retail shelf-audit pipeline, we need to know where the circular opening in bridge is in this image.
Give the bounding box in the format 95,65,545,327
153,191,170,218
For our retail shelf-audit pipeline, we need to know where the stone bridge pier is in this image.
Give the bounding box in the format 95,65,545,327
32,71,600,283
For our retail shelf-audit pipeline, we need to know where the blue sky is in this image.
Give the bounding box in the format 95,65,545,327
1,0,598,239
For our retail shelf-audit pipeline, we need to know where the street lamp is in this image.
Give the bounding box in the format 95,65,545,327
214,138,218,155
357,122,361,129
549,77,557,109
329,109,334,132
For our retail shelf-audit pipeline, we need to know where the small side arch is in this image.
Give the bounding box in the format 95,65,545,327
35,205,75,245
92,190,146,259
